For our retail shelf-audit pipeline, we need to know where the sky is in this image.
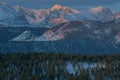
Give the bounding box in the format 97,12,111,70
0,0,120,12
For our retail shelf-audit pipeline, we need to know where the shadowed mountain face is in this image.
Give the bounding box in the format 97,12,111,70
0,27,48,41
0,20,120,54
31,20,120,41
1,20,120,42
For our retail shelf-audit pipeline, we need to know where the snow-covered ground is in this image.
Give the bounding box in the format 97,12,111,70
66,62,106,75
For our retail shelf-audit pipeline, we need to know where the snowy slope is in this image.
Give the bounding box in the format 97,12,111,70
0,2,29,27
11,31,36,41
14,6,50,26
115,12,120,18
115,12,120,22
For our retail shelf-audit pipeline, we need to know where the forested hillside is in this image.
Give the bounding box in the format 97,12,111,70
0,53,120,80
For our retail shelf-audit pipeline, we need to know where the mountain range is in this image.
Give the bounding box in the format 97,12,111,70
0,2,120,28
1,2,120,54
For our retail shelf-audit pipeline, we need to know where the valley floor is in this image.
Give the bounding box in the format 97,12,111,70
0,53,120,80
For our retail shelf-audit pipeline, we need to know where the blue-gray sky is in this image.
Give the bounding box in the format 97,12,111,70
0,0,120,12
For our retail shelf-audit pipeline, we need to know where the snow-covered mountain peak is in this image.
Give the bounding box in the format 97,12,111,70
52,4,68,10
87,6,114,21
51,4,72,13
89,6,111,13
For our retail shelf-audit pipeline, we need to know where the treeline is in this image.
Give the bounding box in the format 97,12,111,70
0,53,120,80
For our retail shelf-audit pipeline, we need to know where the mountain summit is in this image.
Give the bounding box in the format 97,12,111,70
89,6,110,12
51,4,68,10
51,4,73,14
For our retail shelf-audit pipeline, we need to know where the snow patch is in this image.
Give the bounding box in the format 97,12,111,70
11,31,35,41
